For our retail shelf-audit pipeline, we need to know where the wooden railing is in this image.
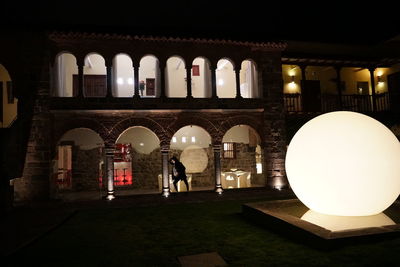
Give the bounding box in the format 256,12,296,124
284,93,390,113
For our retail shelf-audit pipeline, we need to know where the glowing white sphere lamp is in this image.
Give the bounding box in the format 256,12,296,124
285,111,400,216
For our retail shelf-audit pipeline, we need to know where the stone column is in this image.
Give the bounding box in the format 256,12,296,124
369,67,377,112
161,147,170,197
211,63,218,98
335,66,343,110
261,54,288,190
213,144,223,194
105,147,115,200
186,65,193,98
159,59,166,99
133,62,140,98
106,64,113,98
235,68,242,98
77,60,84,98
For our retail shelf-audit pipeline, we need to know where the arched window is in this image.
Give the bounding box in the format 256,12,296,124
54,52,78,97
113,54,134,97
221,125,264,189
166,56,187,97
83,53,107,97
216,58,235,98
0,64,16,128
240,60,259,98
116,127,160,190
170,125,213,192
139,55,160,97
191,57,212,98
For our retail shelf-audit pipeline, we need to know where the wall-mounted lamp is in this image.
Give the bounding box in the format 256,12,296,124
377,75,383,85
290,75,295,83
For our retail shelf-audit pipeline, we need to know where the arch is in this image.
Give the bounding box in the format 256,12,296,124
191,57,212,98
220,115,263,141
216,58,236,98
113,53,134,97
0,64,17,128
54,52,78,97
54,118,108,148
83,53,107,97
166,55,187,97
114,126,161,189
139,55,160,97
55,128,105,192
240,59,259,98
167,115,220,144
107,116,166,147
221,124,265,189
170,125,214,192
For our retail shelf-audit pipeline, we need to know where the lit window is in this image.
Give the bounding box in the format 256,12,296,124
191,136,196,143
182,136,187,143
172,137,177,143
223,142,235,159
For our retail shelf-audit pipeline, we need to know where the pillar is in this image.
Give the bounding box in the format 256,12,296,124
211,63,218,98
235,68,242,98
133,62,140,98
161,147,170,197
159,59,166,99
369,67,377,112
186,65,193,98
213,144,223,194
77,61,84,98
335,66,343,110
106,64,113,98
105,147,115,200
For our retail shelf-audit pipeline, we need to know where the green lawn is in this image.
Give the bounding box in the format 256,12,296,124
8,198,400,266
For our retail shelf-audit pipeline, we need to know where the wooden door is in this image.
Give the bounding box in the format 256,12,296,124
302,80,321,112
73,75,107,97
146,78,155,96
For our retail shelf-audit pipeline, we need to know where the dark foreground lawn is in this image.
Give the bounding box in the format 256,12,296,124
7,197,400,266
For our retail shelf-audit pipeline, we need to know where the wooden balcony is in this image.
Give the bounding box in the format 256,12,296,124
284,93,390,114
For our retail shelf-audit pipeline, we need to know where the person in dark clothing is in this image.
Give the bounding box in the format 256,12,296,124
169,156,189,192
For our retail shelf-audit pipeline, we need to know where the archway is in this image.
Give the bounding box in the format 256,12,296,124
216,58,236,98
221,125,264,189
54,128,104,199
240,60,259,98
170,125,213,192
0,64,16,128
116,126,161,193
83,53,107,97
113,54,134,97
166,56,187,97
191,57,212,98
54,52,78,97
139,55,160,97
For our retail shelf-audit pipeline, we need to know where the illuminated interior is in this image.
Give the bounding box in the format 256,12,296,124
55,128,104,192
221,125,264,189
170,125,213,191
116,126,160,190
286,111,400,216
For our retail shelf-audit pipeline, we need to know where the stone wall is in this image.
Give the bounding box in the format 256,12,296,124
71,146,102,191
130,148,162,190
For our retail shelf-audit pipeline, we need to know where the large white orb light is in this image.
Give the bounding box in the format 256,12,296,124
285,111,400,216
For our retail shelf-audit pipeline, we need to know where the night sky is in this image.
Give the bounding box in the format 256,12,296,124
2,1,400,44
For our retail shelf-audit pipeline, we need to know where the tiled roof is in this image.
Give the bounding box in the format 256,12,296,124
49,31,287,50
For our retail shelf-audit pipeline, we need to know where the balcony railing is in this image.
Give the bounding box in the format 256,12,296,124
284,93,390,113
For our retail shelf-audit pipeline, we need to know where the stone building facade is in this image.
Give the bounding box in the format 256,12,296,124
4,32,288,201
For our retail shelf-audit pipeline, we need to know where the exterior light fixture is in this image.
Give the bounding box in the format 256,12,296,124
285,111,400,216
117,77,124,85
377,76,383,85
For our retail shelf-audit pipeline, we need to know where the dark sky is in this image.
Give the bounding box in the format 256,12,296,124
2,1,400,44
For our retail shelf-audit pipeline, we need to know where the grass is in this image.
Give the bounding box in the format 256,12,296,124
7,197,400,266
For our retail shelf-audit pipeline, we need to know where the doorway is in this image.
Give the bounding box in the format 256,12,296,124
146,78,155,96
